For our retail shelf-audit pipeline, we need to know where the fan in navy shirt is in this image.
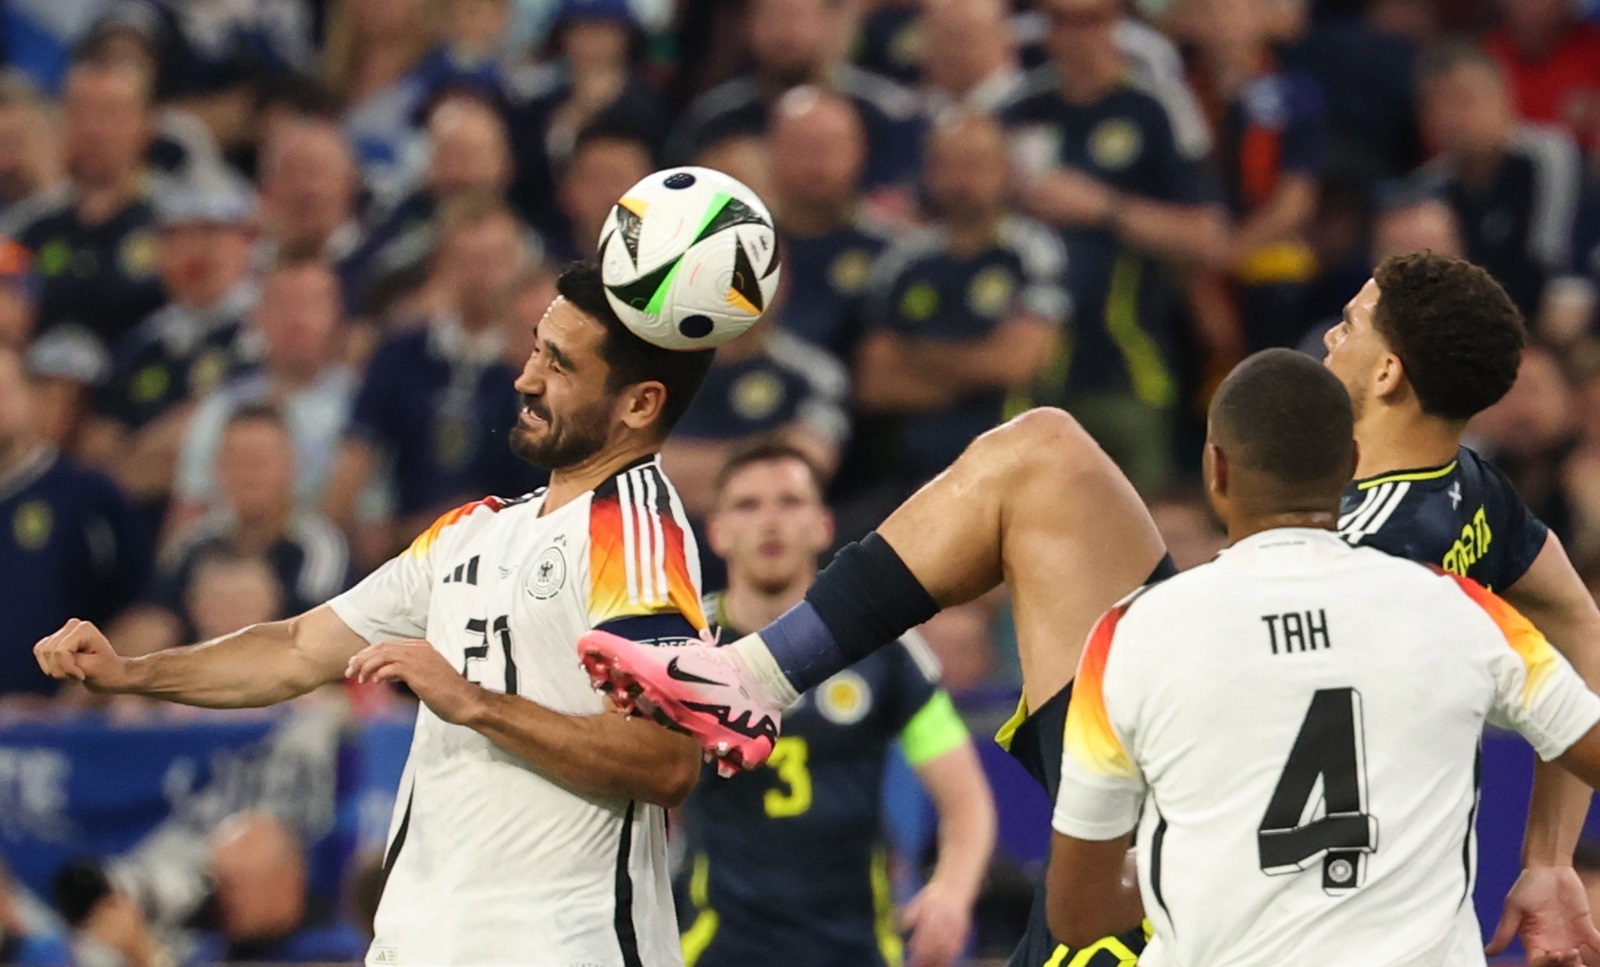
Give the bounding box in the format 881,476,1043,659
1408,43,1583,320
856,113,1068,488
665,0,923,190
87,182,261,436
504,0,670,245
764,91,893,362
0,348,140,698
8,58,167,350
326,195,542,539
1001,0,1224,493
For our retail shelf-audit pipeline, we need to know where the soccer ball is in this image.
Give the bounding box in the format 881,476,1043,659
597,166,781,351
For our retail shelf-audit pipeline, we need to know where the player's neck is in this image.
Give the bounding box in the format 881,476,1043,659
543,441,661,513
1056,53,1124,105
233,500,294,551
722,575,812,632
0,437,43,482
1227,510,1339,544
1353,409,1461,479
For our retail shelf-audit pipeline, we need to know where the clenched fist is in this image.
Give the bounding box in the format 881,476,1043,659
34,619,136,693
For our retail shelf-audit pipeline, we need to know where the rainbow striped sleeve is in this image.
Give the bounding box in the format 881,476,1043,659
1446,572,1559,708
588,483,707,632
403,496,507,564
1063,603,1138,779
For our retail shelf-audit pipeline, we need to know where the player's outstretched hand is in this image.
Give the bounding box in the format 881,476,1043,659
33,619,135,693
901,879,972,967
1487,865,1600,966
347,640,485,726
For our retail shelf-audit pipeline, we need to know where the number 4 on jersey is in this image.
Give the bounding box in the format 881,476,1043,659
1258,687,1379,895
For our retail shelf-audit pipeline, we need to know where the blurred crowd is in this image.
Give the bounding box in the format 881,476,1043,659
4,0,1600,960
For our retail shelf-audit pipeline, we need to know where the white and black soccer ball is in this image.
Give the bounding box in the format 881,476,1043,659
597,166,781,351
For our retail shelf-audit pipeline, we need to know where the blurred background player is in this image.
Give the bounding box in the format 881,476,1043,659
676,441,995,967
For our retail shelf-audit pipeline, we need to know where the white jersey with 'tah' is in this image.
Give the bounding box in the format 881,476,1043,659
1053,528,1600,967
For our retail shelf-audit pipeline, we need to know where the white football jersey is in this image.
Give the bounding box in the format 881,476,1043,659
329,457,706,967
1053,528,1600,967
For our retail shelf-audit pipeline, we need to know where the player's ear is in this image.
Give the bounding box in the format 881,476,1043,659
1203,442,1228,500
1372,351,1405,400
617,380,668,434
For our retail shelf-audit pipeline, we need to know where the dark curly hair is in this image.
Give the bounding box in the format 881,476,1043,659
1371,252,1525,422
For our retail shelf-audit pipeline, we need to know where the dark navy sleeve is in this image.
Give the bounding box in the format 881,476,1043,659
1279,73,1329,177
1482,458,1551,590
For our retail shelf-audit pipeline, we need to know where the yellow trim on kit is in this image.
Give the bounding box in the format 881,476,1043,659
872,851,905,967
680,854,719,967
1355,461,1458,490
1105,254,1175,409
1040,920,1152,967
994,694,1031,752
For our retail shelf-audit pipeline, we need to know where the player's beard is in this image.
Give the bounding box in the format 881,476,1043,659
509,396,612,470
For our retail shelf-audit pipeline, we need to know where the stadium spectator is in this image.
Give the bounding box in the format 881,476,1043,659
1469,345,1580,539
89,0,317,156
408,0,517,105
76,179,261,509
663,312,849,522
1003,0,1226,493
676,441,996,967
854,112,1066,490
189,811,367,964
506,0,670,246
255,119,367,315
1182,0,1328,350
549,118,655,263
353,94,517,313
918,0,1025,115
1274,0,1421,184
6,55,165,350
0,73,66,220
665,0,923,190
323,192,534,545
1408,40,1582,321
763,88,891,362
111,405,348,658
169,258,353,533
321,0,444,205
0,346,141,700
1484,0,1600,147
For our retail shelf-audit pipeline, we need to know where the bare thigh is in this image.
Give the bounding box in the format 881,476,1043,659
878,409,1168,710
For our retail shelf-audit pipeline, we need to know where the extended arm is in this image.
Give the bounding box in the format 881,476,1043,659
902,730,997,967
1019,168,1227,265
1045,830,1142,949
347,639,701,808
1507,534,1600,866
34,605,366,707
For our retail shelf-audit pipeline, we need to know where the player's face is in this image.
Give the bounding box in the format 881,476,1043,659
0,350,32,444
218,421,296,518
510,296,617,470
710,458,832,593
1323,278,1387,420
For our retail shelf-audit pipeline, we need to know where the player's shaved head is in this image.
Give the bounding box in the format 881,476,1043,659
1208,349,1355,515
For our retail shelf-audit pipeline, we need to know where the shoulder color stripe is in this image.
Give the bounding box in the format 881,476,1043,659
1063,603,1137,779
403,496,506,560
1446,571,1560,706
